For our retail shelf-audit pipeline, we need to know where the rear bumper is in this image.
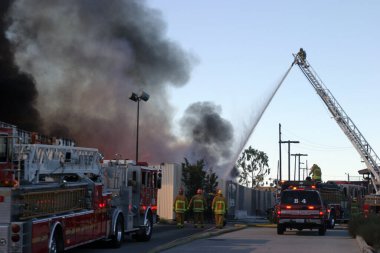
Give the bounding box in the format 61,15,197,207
278,218,324,229
279,218,322,224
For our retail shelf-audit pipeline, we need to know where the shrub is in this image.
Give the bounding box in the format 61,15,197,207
349,215,380,250
348,215,366,237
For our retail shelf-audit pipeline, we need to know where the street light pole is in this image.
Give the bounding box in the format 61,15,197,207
129,91,150,164
136,98,140,163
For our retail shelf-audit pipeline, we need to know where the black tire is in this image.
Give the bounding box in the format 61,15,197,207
110,215,124,248
318,224,326,236
277,224,285,235
329,212,336,229
136,213,153,241
49,229,64,253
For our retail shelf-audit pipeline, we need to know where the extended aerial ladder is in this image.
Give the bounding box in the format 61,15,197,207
292,50,380,194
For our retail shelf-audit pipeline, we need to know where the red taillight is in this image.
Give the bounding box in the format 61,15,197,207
0,196,4,202
311,185,316,189
11,224,21,233
151,205,157,211
11,234,20,242
307,206,315,210
285,205,292,209
277,210,281,215
98,202,106,208
319,211,324,216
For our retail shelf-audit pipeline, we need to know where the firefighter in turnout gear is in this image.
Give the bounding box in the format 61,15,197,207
173,188,188,228
309,164,322,182
189,189,207,228
298,48,307,62
212,189,227,229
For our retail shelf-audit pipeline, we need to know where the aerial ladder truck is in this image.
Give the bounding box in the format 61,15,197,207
0,121,161,253
292,49,380,215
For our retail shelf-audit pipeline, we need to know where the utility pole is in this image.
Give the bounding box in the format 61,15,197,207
345,172,350,182
291,153,308,180
279,124,282,181
281,140,300,181
298,154,307,180
292,154,297,180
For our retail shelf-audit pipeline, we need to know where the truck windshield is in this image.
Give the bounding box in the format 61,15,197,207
281,191,321,205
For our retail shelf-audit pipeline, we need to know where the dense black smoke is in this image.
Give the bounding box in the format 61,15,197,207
180,102,234,169
1,0,236,174
4,0,193,161
0,0,42,131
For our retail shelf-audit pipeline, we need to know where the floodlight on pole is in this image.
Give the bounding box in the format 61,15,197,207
129,91,150,163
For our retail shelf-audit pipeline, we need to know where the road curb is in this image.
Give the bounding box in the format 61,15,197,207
147,224,247,253
356,235,376,253
246,223,276,228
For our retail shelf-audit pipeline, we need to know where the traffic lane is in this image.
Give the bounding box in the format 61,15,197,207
161,227,361,253
124,223,217,253
66,222,216,253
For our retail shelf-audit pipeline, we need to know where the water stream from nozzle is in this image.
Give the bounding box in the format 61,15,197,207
223,63,294,179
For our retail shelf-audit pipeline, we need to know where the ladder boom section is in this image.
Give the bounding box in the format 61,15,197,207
17,144,102,183
293,52,380,194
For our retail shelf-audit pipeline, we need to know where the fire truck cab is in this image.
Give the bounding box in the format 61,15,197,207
102,160,161,243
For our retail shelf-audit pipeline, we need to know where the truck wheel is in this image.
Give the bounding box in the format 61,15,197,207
49,230,64,253
277,224,285,235
136,213,153,241
329,212,336,229
110,215,124,248
318,224,326,236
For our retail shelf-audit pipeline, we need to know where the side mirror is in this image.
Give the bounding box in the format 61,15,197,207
157,172,162,189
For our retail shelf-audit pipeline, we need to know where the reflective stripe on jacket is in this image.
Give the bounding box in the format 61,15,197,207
193,199,205,212
175,200,186,213
214,200,226,214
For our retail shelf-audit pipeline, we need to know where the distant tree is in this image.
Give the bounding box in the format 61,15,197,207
236,146,270,188
181,158,206,200
204,167,219,194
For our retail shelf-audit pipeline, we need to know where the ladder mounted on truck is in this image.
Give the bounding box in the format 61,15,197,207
16,144,102,183
292,49,380,194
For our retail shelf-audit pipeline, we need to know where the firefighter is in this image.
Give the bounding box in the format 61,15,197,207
212,189,227,229
173,188,188,228
298,48,307,61
189,188,207,228
309,164,322,182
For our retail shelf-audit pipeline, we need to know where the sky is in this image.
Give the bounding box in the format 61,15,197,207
148,0,380,182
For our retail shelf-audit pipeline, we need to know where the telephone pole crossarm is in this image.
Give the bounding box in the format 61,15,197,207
280,140,300,181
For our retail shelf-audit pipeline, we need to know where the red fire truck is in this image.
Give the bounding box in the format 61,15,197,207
0,121,161,253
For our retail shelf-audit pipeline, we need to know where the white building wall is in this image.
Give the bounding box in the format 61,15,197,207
156,163,182,220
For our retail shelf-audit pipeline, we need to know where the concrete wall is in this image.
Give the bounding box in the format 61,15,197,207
223,180,275,217
157,166,275,220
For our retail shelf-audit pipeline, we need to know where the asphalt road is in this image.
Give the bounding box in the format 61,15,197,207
160,225,361,253
66,222,219,253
